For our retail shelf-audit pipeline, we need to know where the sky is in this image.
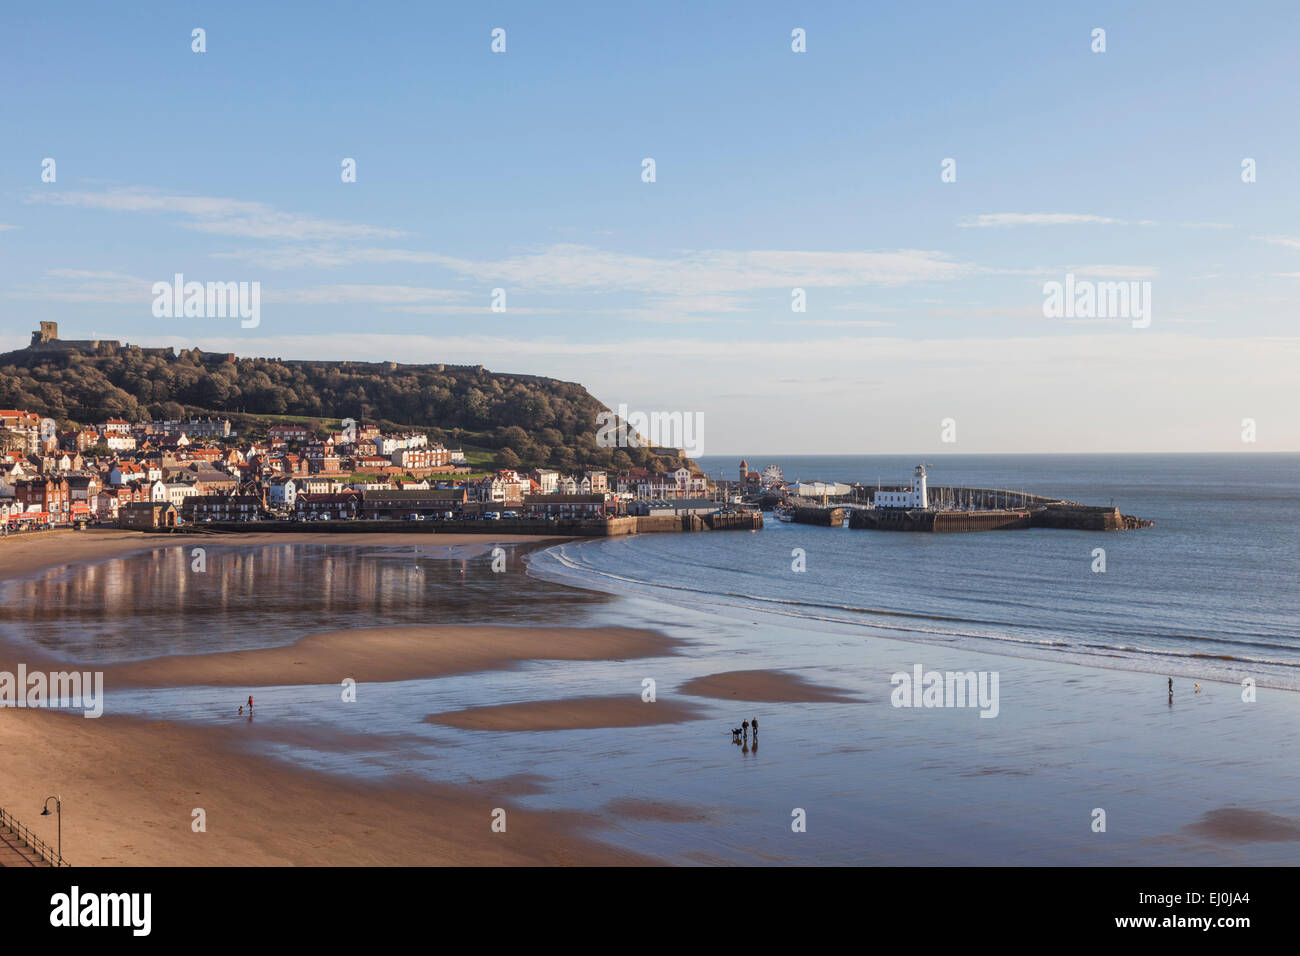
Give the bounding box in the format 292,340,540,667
2,0,1299,455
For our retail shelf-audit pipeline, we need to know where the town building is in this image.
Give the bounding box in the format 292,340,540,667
521,494,610,518
118,501,178,530
359,488,466,519
295,492,362,519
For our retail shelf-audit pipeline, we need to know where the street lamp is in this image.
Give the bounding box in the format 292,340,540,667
40,794,61,864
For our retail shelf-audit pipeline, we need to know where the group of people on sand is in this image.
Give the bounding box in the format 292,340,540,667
730,716,758,742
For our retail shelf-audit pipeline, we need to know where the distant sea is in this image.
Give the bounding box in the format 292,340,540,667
532,454,1300,689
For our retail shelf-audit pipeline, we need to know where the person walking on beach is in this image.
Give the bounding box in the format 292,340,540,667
742,719,749,738
751,716,758,736
248,695,254,711
1168,677,1173,694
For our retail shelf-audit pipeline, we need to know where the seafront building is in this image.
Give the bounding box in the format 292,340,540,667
0,401,719,529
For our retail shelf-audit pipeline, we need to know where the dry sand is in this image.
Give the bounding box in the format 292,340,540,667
0,529,674,865
425,695,703,731
0,708,650,866
678,668,859,703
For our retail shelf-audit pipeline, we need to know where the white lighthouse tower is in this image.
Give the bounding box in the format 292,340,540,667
871,463,930,510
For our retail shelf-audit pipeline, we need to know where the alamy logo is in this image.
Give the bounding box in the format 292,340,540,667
151,273,261,328
595,403,704,456
50,887,151,936
0,665,104,718
890,664,1000,718
1042,273,1150,328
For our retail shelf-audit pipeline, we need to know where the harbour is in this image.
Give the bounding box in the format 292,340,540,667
744,462,1152,533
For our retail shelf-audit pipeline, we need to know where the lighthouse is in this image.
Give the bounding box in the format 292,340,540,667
871,463,930,510
739,459,748,485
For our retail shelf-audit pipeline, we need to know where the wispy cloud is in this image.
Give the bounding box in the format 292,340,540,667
1256,234,1300,250
265,285,469,306
9,269,153,303
28,187,408,241
1064,264,1158,280
959,213,1127,228
775,318,894,328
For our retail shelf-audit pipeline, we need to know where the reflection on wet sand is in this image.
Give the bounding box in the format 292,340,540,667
0,542,611,663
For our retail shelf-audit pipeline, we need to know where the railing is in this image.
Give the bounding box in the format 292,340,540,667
0,806,67,867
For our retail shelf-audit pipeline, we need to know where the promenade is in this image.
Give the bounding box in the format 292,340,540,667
0,824,51,867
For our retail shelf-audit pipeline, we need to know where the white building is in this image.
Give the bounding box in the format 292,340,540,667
302,477,343,494
789,481,853,498
267,477,298,509
374,433,428,456
873,465,929,510
161,481,199,508
533,469,559,494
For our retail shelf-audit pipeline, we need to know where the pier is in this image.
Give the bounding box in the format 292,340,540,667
774,463,1152,533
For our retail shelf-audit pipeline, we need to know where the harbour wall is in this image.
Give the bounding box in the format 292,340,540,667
172,513,763,537
793,506,844,527
846,503,1150,533
848,509,1032,533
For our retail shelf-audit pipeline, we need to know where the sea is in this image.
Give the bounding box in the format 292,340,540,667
534,453,1300,690
4,452,1298,864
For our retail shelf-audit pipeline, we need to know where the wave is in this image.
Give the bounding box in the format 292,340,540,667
528,542,1300,688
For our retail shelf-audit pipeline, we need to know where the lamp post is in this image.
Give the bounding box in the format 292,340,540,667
40,794,61,864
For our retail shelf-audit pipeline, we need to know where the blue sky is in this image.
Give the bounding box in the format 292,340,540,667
3,1,1299,453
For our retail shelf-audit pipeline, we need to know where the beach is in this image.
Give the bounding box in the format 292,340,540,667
0,530,667,865
4,527,1300,866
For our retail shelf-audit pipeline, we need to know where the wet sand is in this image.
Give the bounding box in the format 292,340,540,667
1181,808,1300,843
0,530,669,865
9,529,1297,866
425,696,703,731
678,668,860,703
603,798,715,823
99,624,683,689
0,528,564,584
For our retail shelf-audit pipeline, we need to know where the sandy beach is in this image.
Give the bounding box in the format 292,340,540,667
0,707,651,866
678,669,861,703
425,695,704,731
99,624,683,689
6,527,1300,867
0,529,669,865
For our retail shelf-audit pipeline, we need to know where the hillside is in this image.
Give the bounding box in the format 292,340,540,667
0,342,694,474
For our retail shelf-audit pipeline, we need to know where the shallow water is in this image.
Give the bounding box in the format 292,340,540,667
6,537,1299,864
